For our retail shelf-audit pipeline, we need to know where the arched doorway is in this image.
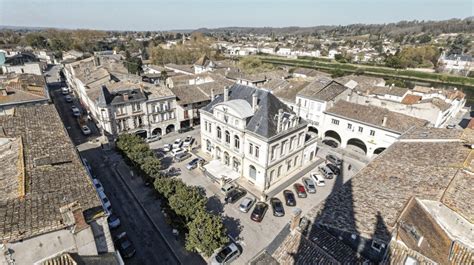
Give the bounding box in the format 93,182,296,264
232,157,240,172
373,147,386,155
249,165,256,180
324,130,342,144
152,127,162,136
206,139,211,152
135,130,147,139
346,138,367,155
215,147,221,159
166,124,175,133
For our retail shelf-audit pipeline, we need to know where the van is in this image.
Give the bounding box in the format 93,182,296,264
310,173,326,186
220,183,236,195
318,166,334,179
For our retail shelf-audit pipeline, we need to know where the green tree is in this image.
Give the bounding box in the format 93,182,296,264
154,178,187,198
169,185,207,222
330,68,345,78
140,156,162,178
185,210,229,257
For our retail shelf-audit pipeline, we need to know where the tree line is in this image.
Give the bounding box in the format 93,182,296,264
116,134,228,257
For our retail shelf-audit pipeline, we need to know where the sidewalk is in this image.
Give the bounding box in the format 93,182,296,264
265,158,324,199
113,157,206,265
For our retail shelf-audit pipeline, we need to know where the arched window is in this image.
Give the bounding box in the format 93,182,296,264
206,139,211,151
224,152,230,166
249,165,256,180
217,126,222,139
234,135,240,149
233,157,240,172
225,130,231,144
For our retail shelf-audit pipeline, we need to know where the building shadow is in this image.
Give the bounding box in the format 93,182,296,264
292,160,391,263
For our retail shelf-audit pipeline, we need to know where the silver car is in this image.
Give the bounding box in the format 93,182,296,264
239,197,255,213
302,177,316,193
210,243,241,265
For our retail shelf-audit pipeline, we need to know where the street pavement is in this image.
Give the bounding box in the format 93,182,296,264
49,76,204,265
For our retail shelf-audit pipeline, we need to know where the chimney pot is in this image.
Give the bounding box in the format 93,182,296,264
382,116,388,126
224,86,229,101
252,92,258,111
123,93,129,101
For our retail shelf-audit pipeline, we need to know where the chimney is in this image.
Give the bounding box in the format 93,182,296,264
123,92,129,101
277,109,284,133
290,208,302,231
346,93,351,101
252,92,258,111
382,116,387,126
210,88,214,100
224,86,229,102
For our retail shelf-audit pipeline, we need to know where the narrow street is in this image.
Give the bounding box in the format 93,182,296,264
48,77,204,265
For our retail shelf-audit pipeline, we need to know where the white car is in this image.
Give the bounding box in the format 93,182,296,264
98,191,112,214
61,87,69,95
93,179,104,193
163,144,171,152
310,173,326,186
210,243,241,265
239,197,255,213
172,139,183,149
171,148,187,156
81,125,91,135
183,136,194,147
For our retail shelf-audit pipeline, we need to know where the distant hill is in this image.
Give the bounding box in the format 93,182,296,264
193,17,474,36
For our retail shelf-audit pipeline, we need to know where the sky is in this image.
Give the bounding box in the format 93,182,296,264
0,0,472,31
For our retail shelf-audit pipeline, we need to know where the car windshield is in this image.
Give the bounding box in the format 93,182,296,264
274,201,282,208
216,247,232,263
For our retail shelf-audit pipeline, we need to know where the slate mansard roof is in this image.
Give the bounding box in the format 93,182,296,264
202,83,307,139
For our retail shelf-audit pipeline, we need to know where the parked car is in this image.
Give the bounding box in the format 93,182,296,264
270,198,285,217
293,183,307,198
64,95,73,102
239,197,255,213
186,158,201,170
61,87,69,95
210,243,241,265
220,183,236,195
302,177,316,193
71,106,80,117
327,163,340,176
319,165,335,179
326,154,342,166
107,213,121,229
114,232,136,258
171,148,186,156
172,139,183,149
163,144,171,152
322,139,338,148
81,125,91,135
164,167,181,177
145,135,161,143
310,173,326,186
174,152,191,162
251,202,268,222
98,191,112,214
92,179,104,193
283,190,296,206
178,127,193,133
183,136,194,147
225,188,247,204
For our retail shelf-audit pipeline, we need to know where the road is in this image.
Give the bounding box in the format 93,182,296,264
47,73,195,265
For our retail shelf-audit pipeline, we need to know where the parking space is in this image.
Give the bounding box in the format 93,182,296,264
157,140,362,263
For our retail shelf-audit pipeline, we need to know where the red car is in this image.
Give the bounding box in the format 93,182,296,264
293,183,307,198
